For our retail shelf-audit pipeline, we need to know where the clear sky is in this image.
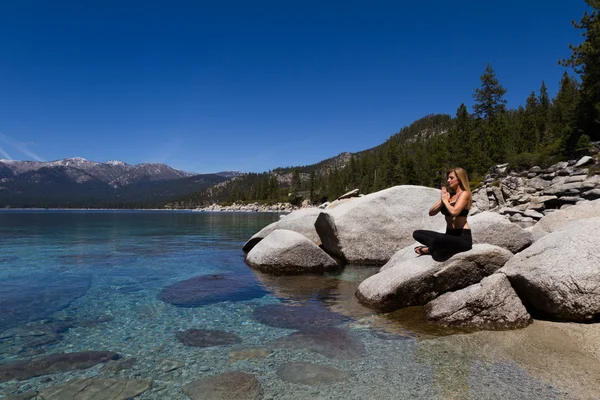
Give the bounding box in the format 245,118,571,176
0,1,588,173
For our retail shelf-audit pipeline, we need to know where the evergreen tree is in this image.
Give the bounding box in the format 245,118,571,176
291,168,301,197
472,63,509,163
550,72,580,145
473,63,508,121
537,81,551,144
560,0,600,142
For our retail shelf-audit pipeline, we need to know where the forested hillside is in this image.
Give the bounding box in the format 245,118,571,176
169,2,599,209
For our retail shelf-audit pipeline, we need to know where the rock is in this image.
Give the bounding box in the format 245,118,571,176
558,196,580,204
182,372,262,400
156,359,184,373
228,347,271,363
245,230,338,274
315,185,444,265
542,181,584,196
337,188,360,200
242,208,322,253
490,186,506,206
529,166,542,173
252,303,349,330
276,362,349,385
553,161,569,171
583,188,600,200
528,195,559,211
501,217,600,321
102,357,137,372
0,352,119,382
499,207,522,216
175,329,242,347
565,175,587,183
37,378,152,400
425,274,532,330
2,392,37,400
271,327,365,359
356,244,514,312
250,271,341,302
468,212,533,253
531,198,600,240
574,155,593,168
0,274,90,331
540,172,555,180
527,176,552,190
157,274,266,307
523,210,544,220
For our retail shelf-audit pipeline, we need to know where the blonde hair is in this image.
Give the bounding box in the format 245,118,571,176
447,167,472,209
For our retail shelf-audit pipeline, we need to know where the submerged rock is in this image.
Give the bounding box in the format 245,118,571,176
157,273,266,307
271,327,365,359
36,378,152,400
102,357,137,373
228,347,272,363
182,371,262,400
175,329,242,347
501,217,600,322
245,229,338,274
425,274,532,330
0,274,90,331
356,244,513,312
0,351,119,382
252,303,350,330
276,362,349,385
251,271,342,302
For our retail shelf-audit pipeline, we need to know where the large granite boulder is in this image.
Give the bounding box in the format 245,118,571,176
315,185,444,265
469,211,533,253
501,217,600,322
245,229,338,274
531,198,600,240
242,208,322,253
356,244,513,312
425,273,532,330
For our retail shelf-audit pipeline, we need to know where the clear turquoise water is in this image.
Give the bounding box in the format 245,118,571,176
0,211,566,399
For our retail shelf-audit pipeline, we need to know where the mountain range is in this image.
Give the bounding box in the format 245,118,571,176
0,158,239,208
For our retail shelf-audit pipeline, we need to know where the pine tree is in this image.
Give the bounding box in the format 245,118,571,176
537,81,551,144
550,72,580,146
472,63,509,163
560,0,600,142
473,63,508,121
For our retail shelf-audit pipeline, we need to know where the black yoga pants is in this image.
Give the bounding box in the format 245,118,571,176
412,229,472,257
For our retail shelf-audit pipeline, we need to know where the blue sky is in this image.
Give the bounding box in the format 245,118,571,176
0,1,588,173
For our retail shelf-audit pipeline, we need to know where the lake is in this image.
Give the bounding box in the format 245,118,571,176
0,210,592,399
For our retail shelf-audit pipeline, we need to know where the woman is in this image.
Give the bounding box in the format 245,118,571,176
413,167,472,258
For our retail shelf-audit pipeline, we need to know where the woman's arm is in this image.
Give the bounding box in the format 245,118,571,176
429,199,442,216
441,191,470,217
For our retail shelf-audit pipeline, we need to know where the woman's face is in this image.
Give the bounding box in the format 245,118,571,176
447,171,460,190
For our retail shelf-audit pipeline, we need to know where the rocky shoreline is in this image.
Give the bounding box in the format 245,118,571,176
241,149,600,331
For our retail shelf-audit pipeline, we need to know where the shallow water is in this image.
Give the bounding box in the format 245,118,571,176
0,210,596,399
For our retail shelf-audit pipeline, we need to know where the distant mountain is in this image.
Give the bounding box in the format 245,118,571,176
0,158,229,208
213,171,244,178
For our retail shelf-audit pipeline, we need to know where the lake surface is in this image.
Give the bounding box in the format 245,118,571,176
0,210,589,399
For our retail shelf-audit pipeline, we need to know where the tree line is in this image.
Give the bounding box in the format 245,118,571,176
170,1,599,208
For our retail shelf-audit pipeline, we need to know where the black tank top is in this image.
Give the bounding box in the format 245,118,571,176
441,192,470,217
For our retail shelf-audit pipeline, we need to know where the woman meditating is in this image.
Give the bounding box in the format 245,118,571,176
413,167,472,258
